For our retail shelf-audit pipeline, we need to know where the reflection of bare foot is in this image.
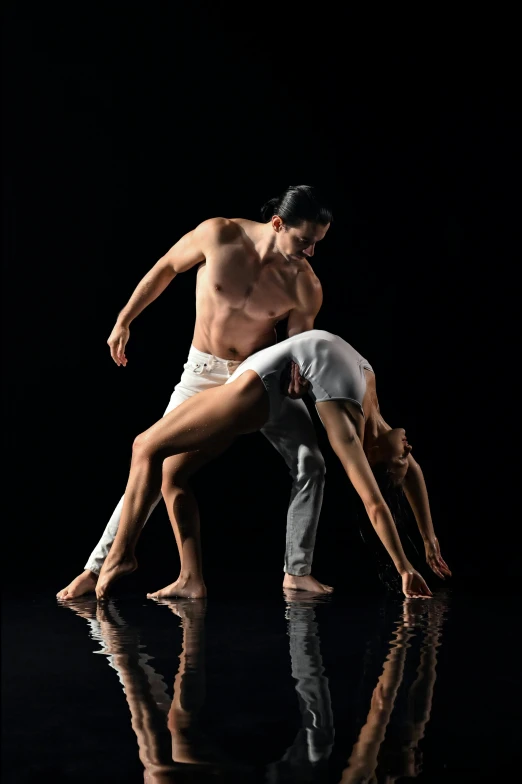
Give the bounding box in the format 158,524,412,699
96,553,137,600
283,587,333,605
57,597,98,621
56,570,98,600
283,573,334,594
156,598,207,623
146,575,207,601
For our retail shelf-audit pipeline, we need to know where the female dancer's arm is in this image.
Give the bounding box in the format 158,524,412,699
317,402,432,599
403,457,452,580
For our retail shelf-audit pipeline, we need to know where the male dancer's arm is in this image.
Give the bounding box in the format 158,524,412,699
284,270,323,398
403,457,452,581
106,222,216,366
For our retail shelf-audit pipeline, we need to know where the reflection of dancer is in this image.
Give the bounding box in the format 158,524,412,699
96,330,445,600
266,593,334,783
66,599,176,780
339,597,447,783
376,599,447,782
61,595,336,782
157,600,209,768
63,599,248,782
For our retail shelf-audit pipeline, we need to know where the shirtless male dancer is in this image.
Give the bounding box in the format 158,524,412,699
57,185,333,600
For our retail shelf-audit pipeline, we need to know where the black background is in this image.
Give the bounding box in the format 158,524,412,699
2,5,517,595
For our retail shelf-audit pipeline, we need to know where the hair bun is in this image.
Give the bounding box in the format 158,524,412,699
260,197,280,221
260,185,333,227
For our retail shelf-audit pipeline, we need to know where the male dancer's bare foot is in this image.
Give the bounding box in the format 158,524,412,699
146,574,207,601
56,570,98,601
96,553,137,600
283,573,334,594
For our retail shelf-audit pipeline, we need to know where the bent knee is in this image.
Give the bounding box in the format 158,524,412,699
132,431,147,455
132,431,158,461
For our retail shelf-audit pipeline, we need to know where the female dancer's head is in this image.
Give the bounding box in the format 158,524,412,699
369,428,413,486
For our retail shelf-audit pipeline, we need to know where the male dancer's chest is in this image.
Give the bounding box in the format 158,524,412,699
196,252,297,321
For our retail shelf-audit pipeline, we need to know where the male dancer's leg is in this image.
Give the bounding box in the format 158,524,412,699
260,397,332,593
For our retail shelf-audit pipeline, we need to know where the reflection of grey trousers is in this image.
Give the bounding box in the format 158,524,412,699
266,603,334,782
85,345,326,577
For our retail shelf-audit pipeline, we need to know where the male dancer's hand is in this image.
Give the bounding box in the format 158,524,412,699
107,323,130,367
282,361,310,399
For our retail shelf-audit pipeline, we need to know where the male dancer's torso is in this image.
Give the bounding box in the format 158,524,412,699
191,218,320,360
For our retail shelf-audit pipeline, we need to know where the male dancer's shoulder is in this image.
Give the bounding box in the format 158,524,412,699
198,217,244,243
296,262,323,298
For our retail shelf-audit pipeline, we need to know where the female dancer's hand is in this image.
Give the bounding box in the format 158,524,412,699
401,569,432,599
424,537,452,580
282,361,310,399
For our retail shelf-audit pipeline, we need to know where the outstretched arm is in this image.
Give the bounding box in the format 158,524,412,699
107,219,220,366
403,457,452,580
317,402,432,598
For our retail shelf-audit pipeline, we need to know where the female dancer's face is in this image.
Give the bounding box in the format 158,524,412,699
382,428,413,484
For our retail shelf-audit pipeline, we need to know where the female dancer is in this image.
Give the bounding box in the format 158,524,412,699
96,330,450,600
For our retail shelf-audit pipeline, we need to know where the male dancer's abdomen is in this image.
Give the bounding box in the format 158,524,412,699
192,304,279,362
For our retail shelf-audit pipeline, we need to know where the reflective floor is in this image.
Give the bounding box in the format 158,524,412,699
2,587,520,783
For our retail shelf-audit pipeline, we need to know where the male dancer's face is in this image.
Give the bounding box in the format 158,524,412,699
272,217,330,262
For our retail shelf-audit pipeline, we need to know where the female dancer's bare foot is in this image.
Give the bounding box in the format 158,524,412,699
56,570,98,600
146,575,207,601
283,573,334,594
95,553,137,600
